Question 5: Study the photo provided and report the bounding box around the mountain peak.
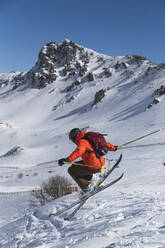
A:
[24,39,95,88]
[0,39,162,91]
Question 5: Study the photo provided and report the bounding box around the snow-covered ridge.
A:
[1,39,165,114]
[0,39,163,91]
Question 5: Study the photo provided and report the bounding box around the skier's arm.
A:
[68,145,86,162]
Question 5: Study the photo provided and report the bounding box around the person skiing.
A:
[58,128,117,195]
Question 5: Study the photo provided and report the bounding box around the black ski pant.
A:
[68,161,100,190]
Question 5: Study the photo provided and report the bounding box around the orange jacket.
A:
[68,132,116,170]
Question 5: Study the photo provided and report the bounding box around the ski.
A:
[49,154,122,218]
[64,154,123,220]
[64,173,124,220]
[49,192,88,217]
[64,198,86,220]
[95,154,122,187]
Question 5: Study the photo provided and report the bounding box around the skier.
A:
[58,128,117,195]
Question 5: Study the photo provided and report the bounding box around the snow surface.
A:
[0,45,165,248]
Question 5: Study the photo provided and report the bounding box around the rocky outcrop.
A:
[92,89,105,106]
[114,61,128,70]
[26,42,57,88]
[126,54,148,65]
[147,98,160,109]
[66,80,81,92]
[103,68,112,78]
[0,39,159,93]
[146,85,165,109]
[0,40,91,90]
[87,72,94,81]
[0,146,23,157]
[28,40,92,87]
[54,40,81,66]
[153,85,165,96]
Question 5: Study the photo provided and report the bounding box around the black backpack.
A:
[82,132,108,158]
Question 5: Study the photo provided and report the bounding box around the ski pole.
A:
[117,128,163,149]
[37,160,58,166]
[64,161,100,168]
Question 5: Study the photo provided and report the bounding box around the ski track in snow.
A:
[1,190,165,248]
[0,212,61,248]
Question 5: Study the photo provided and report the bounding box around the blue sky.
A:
[0,0,165,73]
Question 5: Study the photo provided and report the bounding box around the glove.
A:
[114,146,118,151]
[58,158,69,166]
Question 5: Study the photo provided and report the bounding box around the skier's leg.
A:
[68,165,90,189]
[68,163,100,190]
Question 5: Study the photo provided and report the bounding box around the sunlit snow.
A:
[0,42,165,248]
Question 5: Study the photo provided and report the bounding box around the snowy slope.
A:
[0,40,165,247]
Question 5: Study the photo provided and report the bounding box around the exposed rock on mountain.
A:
[92,89,106,106]
[0,39,165,115]
[0,40,154,91]
[0,146,23,157]
[147,98,160,109]
[146,85,165,110]
[0,40,95,89]
[153,85,165,96]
